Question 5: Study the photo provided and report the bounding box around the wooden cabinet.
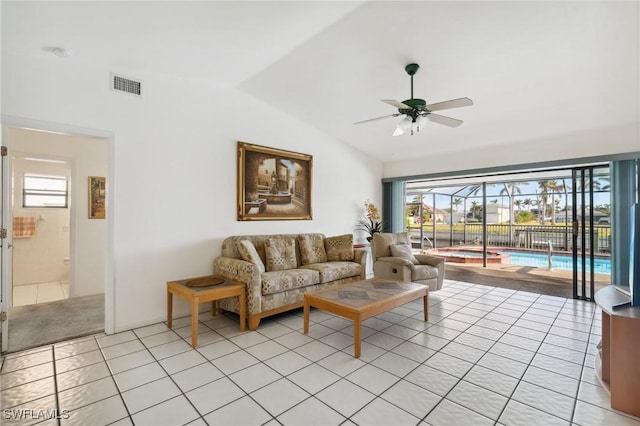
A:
[594,286,640,417]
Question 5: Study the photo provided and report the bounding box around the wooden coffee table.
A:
[303,278,428,358]
[167,276,246,347]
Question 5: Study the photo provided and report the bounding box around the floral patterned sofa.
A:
[214,233,367,330]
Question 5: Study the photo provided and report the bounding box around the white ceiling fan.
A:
[355,63,473,136]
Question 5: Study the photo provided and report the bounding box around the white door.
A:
[1,140,8,353]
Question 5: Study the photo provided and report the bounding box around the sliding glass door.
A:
[572,166,611,301]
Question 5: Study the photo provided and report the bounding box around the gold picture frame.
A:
[88,176,106,219]
[237,142,312,221]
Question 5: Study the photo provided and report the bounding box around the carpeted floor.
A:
[7,294,104,353]
[444,263,609,298]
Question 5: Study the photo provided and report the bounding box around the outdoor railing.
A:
[409,223,611,253]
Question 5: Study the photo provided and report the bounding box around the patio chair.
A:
[371,232,445,291]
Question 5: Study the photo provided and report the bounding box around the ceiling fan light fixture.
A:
[355,63,472,133]
[397,116,412,130]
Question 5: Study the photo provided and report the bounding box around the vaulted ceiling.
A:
[2,1,638,163]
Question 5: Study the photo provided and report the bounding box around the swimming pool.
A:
[428,247,612,274]
[499,250,611,275]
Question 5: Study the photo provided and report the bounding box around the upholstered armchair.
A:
[371,232,445,291]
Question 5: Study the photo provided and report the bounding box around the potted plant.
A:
[358,200,384,242]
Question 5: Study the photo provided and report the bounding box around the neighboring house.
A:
[422,204,448,223]
[485,204,511,224]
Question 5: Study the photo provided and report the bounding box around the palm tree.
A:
[452,197,462,212]
[407,195,422,219]
[514,199,523,211]
[537,180,562,224]
[500,182,522,243]
[523,198,533,211]
[547,180,563,224]
[469,201,482,220]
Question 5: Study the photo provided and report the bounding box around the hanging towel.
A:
[13,216,37,238]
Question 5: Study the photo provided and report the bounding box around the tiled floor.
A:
[2,279,640,426]
[12,281,69,307]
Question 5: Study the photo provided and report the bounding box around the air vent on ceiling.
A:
[110,73,142,96]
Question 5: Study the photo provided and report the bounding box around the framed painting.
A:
[88,176,106,219]
[237,142,312,221]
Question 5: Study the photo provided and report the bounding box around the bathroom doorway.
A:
[11,156,72,307]
[3,127,107,352]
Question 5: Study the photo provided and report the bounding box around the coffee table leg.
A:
[354,316,362,358]
[167,290,173,329]
[211,301,217,317]
[191,297,199,347]
[303,299,310,334]
[423,294,429,321]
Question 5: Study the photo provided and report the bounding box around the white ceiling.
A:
[3,1,639,163]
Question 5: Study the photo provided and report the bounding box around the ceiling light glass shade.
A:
[416,115,427,127]
[392,127,405,136]
[397,116,413,130]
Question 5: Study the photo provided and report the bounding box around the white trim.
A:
[0,115,116,336]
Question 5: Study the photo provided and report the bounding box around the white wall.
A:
[1,52,382,331]
[9,129,108,298]
[383,122,640,178]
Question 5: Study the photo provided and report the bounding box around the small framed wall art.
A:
[88,176,106,219]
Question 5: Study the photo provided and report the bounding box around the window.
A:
[23,174,69,208]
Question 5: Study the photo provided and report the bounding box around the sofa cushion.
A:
[298,234,327,265]
[299,262,361,283]
[390,244,419,265]
[325,234,354,261]
[236,239,266,273]
[261,269,320,295]
[264,237,297,272]
[372,232,411,260]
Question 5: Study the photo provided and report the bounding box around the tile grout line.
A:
[4,281,638,426]
[489,291,569,424]
[51,345,61,426]
[95,334,135,424]
[568,302,598,424]
[417,283,529,424]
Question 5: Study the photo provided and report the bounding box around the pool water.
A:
[500,250,611,275]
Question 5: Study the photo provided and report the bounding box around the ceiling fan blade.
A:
[354,114,399,125]
[425,97,473,112]
[427,113,463,127]
[381,99,413,110]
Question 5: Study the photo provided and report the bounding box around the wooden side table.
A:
[167,276,246,347]
[594,285,640,417]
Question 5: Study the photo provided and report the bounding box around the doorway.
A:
[1,126,108,353]
[11,156,72,307]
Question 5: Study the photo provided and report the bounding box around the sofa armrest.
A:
[354,248,368,279]
[213,256,262,315]
[414,254,445,290]
[376,256,414,268]
[414,254,445,268]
